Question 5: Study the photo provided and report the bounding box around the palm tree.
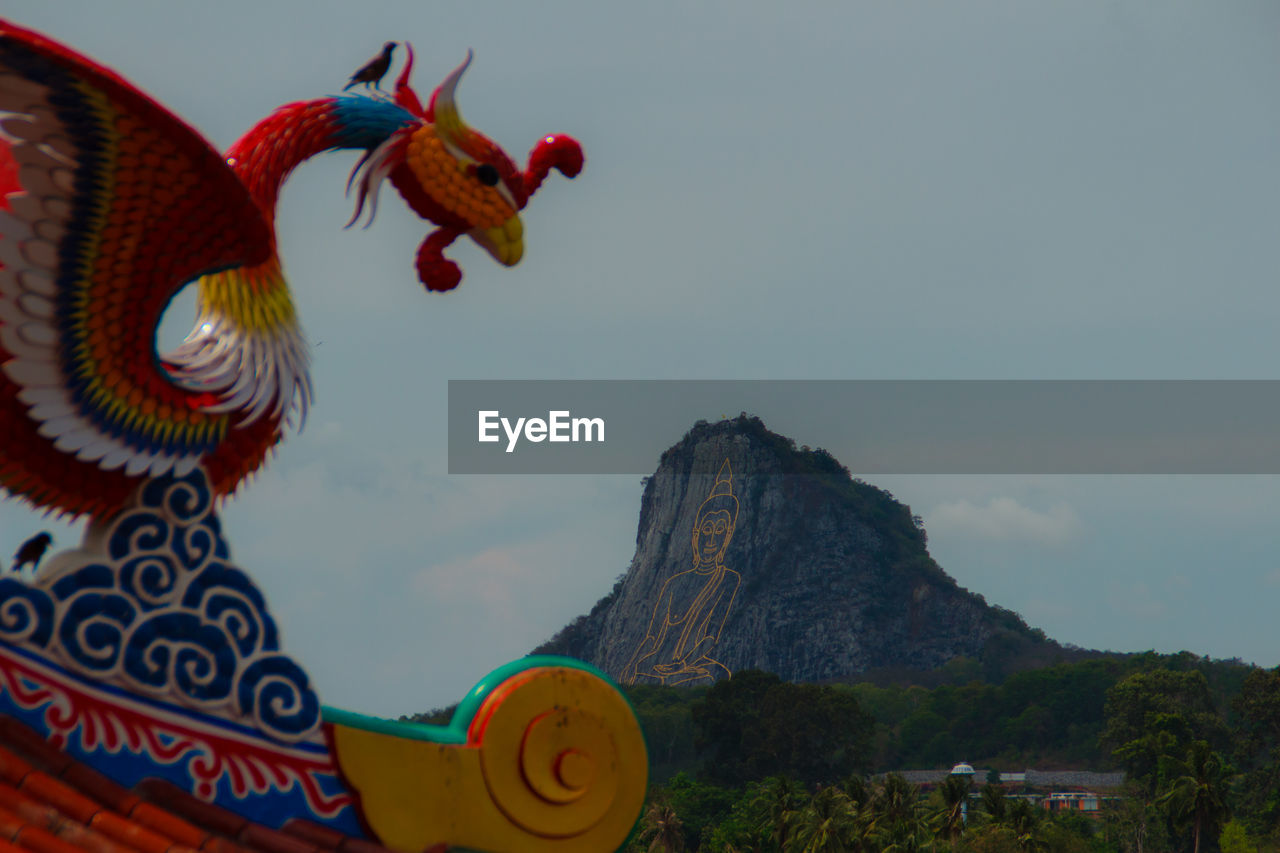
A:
[934,775,971,850]
[746,776,807,852]
[1157,740,1232,853]
[869,774,935,853]
[980,783,1008,824]
[785,785,863,853]
[1004,798,1044,853]
[639,799,685,853]
[843,774,870,809]
[874,773,920,825]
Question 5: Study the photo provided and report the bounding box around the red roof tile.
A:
[0,717,412,853]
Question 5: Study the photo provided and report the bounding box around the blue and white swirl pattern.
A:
[0,579,54,647]
[0,470,320,743]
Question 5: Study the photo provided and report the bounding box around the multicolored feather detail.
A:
[172,98,416,446]
[0,19,272,515]
[0,19,417,517]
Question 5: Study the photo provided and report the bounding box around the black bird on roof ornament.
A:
[12,531,52,572]
[344,42,396,91]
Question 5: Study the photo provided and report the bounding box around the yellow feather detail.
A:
[198,259,296,334]
[119,408,140,435]
[74,83,119,293]
[153,419,173,447]
[105,397,129,423]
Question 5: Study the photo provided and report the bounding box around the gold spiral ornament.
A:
[471,665,648,848]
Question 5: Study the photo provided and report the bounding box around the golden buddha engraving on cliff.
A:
[625,459,741,685]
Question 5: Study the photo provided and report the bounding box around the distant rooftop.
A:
[1022,770,1125,789]
[888,769,989,786]
[882,768,1125,790]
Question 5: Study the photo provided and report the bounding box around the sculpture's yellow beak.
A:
[469,215,524,267]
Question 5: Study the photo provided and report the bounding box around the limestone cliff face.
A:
[534,416,1047,686]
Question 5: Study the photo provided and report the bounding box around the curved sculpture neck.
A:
[227,96,418,219]
[170,97,418,430]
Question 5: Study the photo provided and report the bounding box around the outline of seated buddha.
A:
[624,459,741,686]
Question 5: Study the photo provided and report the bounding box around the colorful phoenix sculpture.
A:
[0,22,584,519]
[0,19,643,853]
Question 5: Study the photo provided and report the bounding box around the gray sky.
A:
[2,1,1278,716]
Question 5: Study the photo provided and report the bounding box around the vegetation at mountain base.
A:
[1231,666,1280,833]
[606,652,1280,852]
[691,671,874,787]
[624,652,1250,784]
[626,770,1112,853]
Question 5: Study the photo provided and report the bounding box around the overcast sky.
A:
[2,1,1278,717]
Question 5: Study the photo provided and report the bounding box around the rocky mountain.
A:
[534,416,1062,686]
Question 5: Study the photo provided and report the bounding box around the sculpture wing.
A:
[0,19,272,511]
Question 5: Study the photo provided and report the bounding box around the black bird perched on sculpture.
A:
[12,532,52,572]
[344,42,397,91]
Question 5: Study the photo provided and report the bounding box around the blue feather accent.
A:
[329,95,418,149]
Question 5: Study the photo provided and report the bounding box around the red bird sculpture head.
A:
[349,45,585,292]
